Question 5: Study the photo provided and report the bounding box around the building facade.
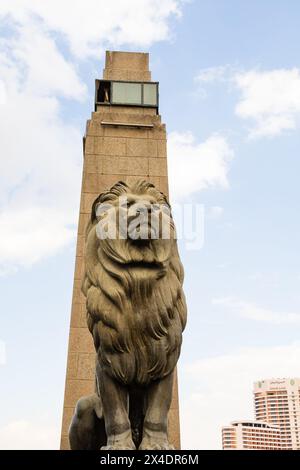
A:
[222,377,300,450]
[60,51,180,449]
[222,421,281,450]
[254,378,300,450]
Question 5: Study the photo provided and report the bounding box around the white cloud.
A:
[0,0,185,58]
[195,65,230,83]
[11,24,87,99]
[209,205,224,219]
[194,64,235,98]
[234,68,300,138]
[0,418,59,449]
[0,1,186,273]
[194,65,300,138]
[180,342,300,449]
[213,296,300,325]
[167,131,234,201]
[0,208,76,270]
[0,24,83,272]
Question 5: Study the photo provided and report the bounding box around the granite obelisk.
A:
[60,51,181,449]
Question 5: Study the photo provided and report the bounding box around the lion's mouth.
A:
[127,219,159,240]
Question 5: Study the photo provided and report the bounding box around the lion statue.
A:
[69,180,187,450]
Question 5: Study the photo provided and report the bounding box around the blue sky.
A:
[1,0,300,449]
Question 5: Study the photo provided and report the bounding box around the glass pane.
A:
[143,83,157,106]
[112,82,142,105]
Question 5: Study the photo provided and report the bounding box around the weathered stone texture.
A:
[61,51,181,450]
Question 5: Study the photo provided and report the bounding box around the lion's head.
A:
[82,180,187,385]
[89,180,175,268]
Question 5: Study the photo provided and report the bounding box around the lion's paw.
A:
[101,444,136,450]
[101,437,136,451]
[139,438,174,450]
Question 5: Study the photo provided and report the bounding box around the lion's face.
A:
[88,181,176,267]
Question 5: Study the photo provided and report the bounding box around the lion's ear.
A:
[90,195,102,223]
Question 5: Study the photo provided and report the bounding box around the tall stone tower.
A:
[60,51,181,449]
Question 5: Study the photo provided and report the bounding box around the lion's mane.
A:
[82,180,187,385]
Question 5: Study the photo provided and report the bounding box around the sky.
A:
[0,0,300,450]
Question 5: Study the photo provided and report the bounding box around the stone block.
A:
[104,51,149,72]
[159,177,169,197]
[168,408,181,450]
[66,352,78,379]
[127,70,151,82]
[61,407,75,436]
[95,136,126,156]
[126,138,157,158]
[102,156,148,176]
[148,124,166,140]
[98,174,126,190]
[84,136,95,154]
[74,256,85,281]
[76,236,85,258]
[157,139,167,158]
[80,192,99,214]
[70,303,87,328]
[125,176,150,187]
[104,126,149,139]
[86,120,105,137]
[78,213,89,236]
[170,372,179,410]
[96,105,157,116]
[72,280,85,304]
[68,327,95,354]
[149,158,167,177]
[60,435,70,450]
[84,154,98,173]
[103,69,151,82]
[82,173,99,193]
[93,112,161,125]
[64,379,94,407]
[77,353,96,380]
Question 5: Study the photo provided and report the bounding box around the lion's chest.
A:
[93,289,182,386]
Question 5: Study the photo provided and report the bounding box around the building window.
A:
[112,82,142,105]
[96,80,159,108]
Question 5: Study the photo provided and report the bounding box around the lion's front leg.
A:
[98,368,135,450]
[139,372,174,450]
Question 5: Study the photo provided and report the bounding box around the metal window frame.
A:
[95,79,159,112]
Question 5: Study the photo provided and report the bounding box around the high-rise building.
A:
[254,378,300,450]
[222,421,281,450]
[222,378,300,450]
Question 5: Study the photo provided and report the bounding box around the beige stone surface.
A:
[77,213,89,236]
[149,158,168,177]
[103,51,151,82]
[64,379,94,408]
[60,436,70,450]
[91,112,161,125]
[70,303,87,328]
[61,51,182,450]
[77,353,95,380]
[168,408,181,450]
[102,155,149,176]
[103,69,151,82]
[68,327,95,354]
[96,105,157,115]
